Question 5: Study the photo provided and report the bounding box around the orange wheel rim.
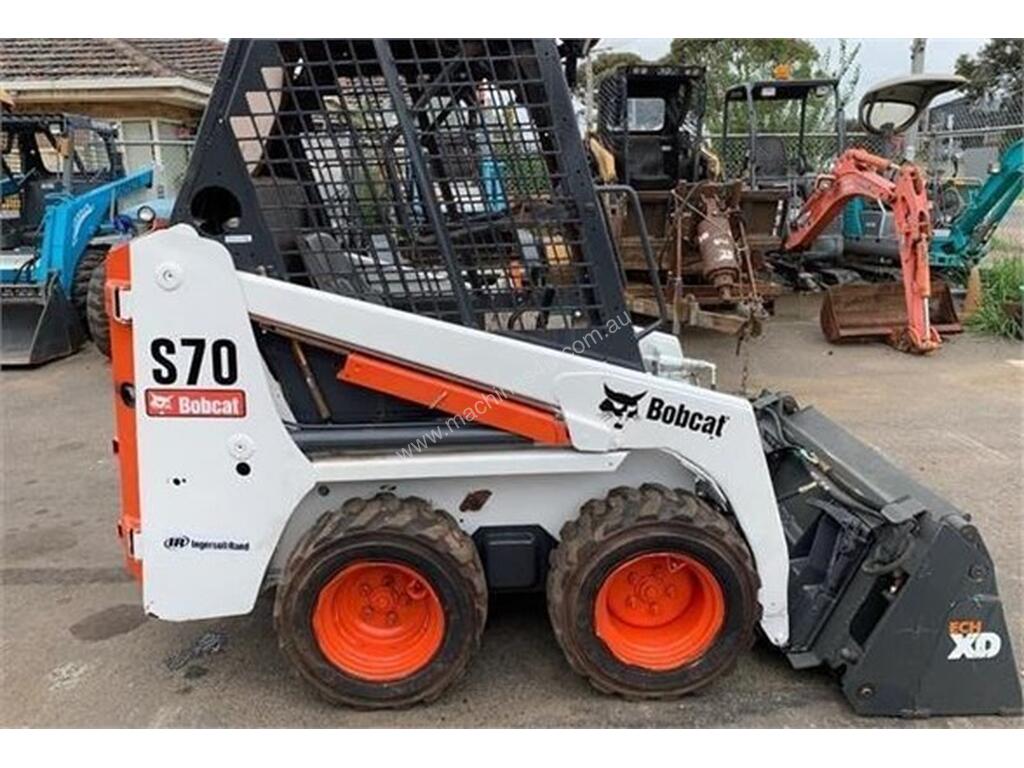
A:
[312,561,445,681]
[594,552,725,670]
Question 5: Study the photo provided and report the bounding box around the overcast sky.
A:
[602,38,986,102]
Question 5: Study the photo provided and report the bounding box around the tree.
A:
[661,39,860,173]
[817,39,862,116]
[955,39,1024,102]
[663,38,823,133]
[590,51,645,84]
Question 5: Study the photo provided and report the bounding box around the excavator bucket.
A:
[820,279,961,346]
[0,276,85,367]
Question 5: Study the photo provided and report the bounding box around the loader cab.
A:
[173,38,651,428]
[722,78,844,189]
[595,65,707,189]
[721,78,846,272]
[1,114,123,251]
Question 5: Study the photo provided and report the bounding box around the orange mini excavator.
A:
[784,76,965,353]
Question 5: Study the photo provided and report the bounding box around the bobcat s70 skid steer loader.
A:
[106,39,1020,716]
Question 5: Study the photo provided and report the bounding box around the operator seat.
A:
[15,177,56,247]
[752,136,789,181]
[621,136,674,190]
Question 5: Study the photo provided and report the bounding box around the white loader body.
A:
[114,225,790,645]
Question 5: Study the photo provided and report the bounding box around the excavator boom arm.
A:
[784,147,941,353]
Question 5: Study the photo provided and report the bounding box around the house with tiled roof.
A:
[0,38,225,198]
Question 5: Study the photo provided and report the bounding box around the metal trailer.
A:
[106,39,1020,715]
[591,65,781,338]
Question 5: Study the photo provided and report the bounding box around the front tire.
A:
[86,259,111,359]
[274,494,487,708]
[547,484,759,699]
[72,247,106,336]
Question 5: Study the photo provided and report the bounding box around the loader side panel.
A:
[122,230,317,619]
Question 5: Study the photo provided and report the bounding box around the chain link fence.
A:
[115,138,195,207]
[711,89,1023,184]
[711,132,886,180]
[920,88,1022,181]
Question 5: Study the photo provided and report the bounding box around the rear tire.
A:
[72,247,106,336]
[547,484,759,699]
[86,259,111,359]
[274,493,487,708]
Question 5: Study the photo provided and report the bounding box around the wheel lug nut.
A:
[648,603,660,615]
[625,596,637,609]
[361,606,373,619]
[386,611,398,626]
[359,583,371,596]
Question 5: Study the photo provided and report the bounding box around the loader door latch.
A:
[108,282,133,324]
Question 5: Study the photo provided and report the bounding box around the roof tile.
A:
[0,38,225,84]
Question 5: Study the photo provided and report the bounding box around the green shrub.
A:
[966,244,1024,339]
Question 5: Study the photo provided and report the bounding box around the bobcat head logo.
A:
[599,385,647,430]
[147,393,174,414]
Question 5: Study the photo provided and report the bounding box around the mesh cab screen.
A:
[177,39,637,364]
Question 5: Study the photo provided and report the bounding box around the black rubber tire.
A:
[547,483,760,699]
[72,247,106,335]
[86,259,111,359]
[274,493,487,709]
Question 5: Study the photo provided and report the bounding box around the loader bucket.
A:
[0,277,85,367]
[820,279,961,345]
[756,393,1022,717]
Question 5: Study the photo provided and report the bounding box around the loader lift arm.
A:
[785,148,940,353]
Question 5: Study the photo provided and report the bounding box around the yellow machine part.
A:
[588,136,617,184]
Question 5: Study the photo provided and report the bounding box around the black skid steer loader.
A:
[105,39,1020,716]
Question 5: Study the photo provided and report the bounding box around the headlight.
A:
[138,205,156,223]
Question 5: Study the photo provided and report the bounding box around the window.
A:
[157,120,190,196]
[626,98,666,132]
[32,131,63,174]
[119,120,156,173]
[72,129,112,175]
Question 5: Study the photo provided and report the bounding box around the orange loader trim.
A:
[338,352,571,446]
[107,243,142,581]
